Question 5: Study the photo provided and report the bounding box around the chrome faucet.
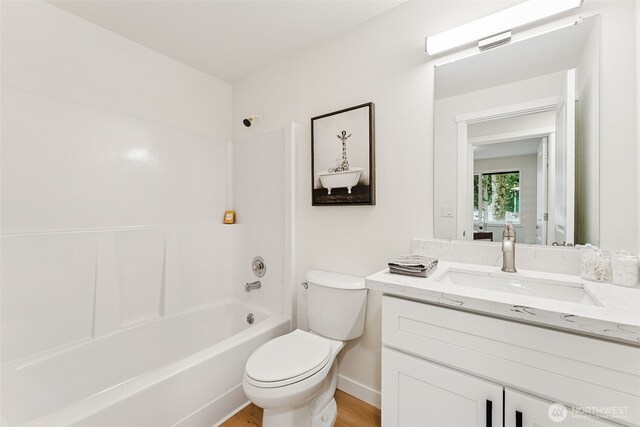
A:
[501,223,517,273]
[245,280,262,292]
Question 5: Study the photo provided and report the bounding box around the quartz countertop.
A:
[366,261,640,345]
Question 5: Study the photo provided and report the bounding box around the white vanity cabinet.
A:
[383,347,503,426]
[504,388,617,427]
[381,295,640,427]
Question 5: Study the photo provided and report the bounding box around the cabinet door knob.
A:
[486,399,492,426]
[515,410,523,427]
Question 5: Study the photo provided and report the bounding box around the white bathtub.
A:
[317,167,364,194]
[0,299,290,427]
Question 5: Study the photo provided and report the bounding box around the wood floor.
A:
[221,390,381,427]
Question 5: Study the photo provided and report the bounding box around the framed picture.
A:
[311,102,375,206]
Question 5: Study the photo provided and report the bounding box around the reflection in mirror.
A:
[433,15,600,247]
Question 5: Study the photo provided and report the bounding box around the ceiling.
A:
[49,0,404,83]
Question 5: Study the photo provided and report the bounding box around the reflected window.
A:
[473,171,520,224]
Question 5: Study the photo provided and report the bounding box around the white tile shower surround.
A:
[0,83,236,363]
[232,129,287,314]
[1,86,229,233]
[1,86,293,364]
[365,239,640,344]
[0,225,234,364]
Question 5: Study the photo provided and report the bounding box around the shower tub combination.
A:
[1,299,289,427]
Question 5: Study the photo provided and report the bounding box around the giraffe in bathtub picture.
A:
[329,130,352,173]
[319,129,364,195]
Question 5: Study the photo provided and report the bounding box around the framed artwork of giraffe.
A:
[311,102,375,206]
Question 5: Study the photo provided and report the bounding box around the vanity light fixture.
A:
[425,0,583,55]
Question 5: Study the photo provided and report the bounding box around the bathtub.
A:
[0,298,290,427]
[318,167,364,194]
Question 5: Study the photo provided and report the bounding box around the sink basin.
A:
[436,268,600,306]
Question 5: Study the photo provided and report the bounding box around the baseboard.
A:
[174,383,249,427]
[337,374,381,409]
[213,400,250,427]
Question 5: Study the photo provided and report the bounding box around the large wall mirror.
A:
[433,16,600,247]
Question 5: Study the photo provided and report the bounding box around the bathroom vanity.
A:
[367,263,640,427]
[413,5,640,424]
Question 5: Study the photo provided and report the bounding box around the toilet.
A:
[242,270,368,427]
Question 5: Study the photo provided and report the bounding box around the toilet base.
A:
[263,403,312,427]
[262,397,337,427]
[311,397,337,427]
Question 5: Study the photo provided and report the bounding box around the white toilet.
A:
[242,270,368,427]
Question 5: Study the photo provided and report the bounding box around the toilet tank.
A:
[305,270,368,341]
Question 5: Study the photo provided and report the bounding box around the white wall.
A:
[638,0,640,254]
[474,155,538,244]
[597,1,638,253]
[575,17,600,246]
[0,1,233,363]
[232,0,638,404]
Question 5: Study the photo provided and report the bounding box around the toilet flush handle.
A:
[300,281,308,289]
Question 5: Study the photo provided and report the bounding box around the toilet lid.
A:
[245,330,332,386]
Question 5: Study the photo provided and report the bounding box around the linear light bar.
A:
[425,0,583,55]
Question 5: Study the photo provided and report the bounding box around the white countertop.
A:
[366,261,640,345]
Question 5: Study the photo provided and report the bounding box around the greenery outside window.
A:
[474,171,520,224]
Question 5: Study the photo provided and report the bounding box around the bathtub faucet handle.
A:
[245,280,262,292]
[252,256,266,278]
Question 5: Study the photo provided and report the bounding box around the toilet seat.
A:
[245,330,332,388]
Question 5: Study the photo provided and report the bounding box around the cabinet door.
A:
[504,388,619,427]
[382,348,503,427]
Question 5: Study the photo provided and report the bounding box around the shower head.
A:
[243,114,263,127]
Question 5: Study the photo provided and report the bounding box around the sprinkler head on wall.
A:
[242,114,263,127]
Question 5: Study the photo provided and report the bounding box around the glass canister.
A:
[611,251,639,288]
[579,247,612,282]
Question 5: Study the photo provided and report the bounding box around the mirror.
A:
[433,16,600,247]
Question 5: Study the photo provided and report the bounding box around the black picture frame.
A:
[311,102,375,206]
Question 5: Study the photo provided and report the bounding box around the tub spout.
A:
[245,280,262,292]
